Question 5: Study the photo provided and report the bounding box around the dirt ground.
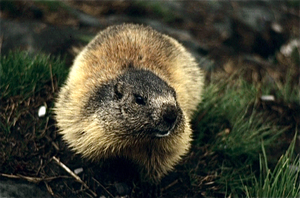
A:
[0,1,299,197]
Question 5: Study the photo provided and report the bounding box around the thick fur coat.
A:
[55,24,204,183]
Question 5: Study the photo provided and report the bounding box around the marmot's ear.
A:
[114,81,123,100]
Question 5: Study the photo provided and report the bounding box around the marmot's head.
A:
[86,68,184,139]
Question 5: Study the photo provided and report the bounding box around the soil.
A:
[0,1,299,197]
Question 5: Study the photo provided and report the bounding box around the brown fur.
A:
[54,24,204,183]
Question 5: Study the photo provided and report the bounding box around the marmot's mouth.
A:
[155,131,170,138]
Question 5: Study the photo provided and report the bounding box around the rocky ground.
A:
[0,1,299,197]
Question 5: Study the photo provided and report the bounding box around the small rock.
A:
[261,95,275,101]
[38,106,46,117]
[74,167,83,175]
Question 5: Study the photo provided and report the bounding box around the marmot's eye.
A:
[134,94,146,105]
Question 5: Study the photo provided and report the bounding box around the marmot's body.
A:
[55,24,204,183]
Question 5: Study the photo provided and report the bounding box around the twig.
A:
[52,156,97,197]
[44,181,54,196]
[36,159,43,176]
[196,110,207,123]
[161,179,178,192]
[0,35,3,55]
[6,102,15,123]
[0,173,69,183]
[92,177,114,198]
[49,64,55,93]
[51,141,60,151]
[40,115,49,137]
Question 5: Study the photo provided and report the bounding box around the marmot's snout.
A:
[156,104,180,137]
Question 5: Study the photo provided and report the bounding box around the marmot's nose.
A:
[156,104,178,136]
[162,105,178,126]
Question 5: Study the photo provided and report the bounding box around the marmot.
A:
[54,24,204,183]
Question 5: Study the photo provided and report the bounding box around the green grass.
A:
[244,132,300,197]
[261,68,300,104]
[0,51,68,100]
[0,51,68,142]
[195,74,284,155]
[0,51,69,180]
[0,51,299,197]
[192,71,298,197]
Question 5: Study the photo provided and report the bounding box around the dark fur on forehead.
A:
[119,68,176,97]
[83,69,176,116]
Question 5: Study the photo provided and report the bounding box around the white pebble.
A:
[38,106,46,117]
[260,95,275,101]
[74,167,83,175]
